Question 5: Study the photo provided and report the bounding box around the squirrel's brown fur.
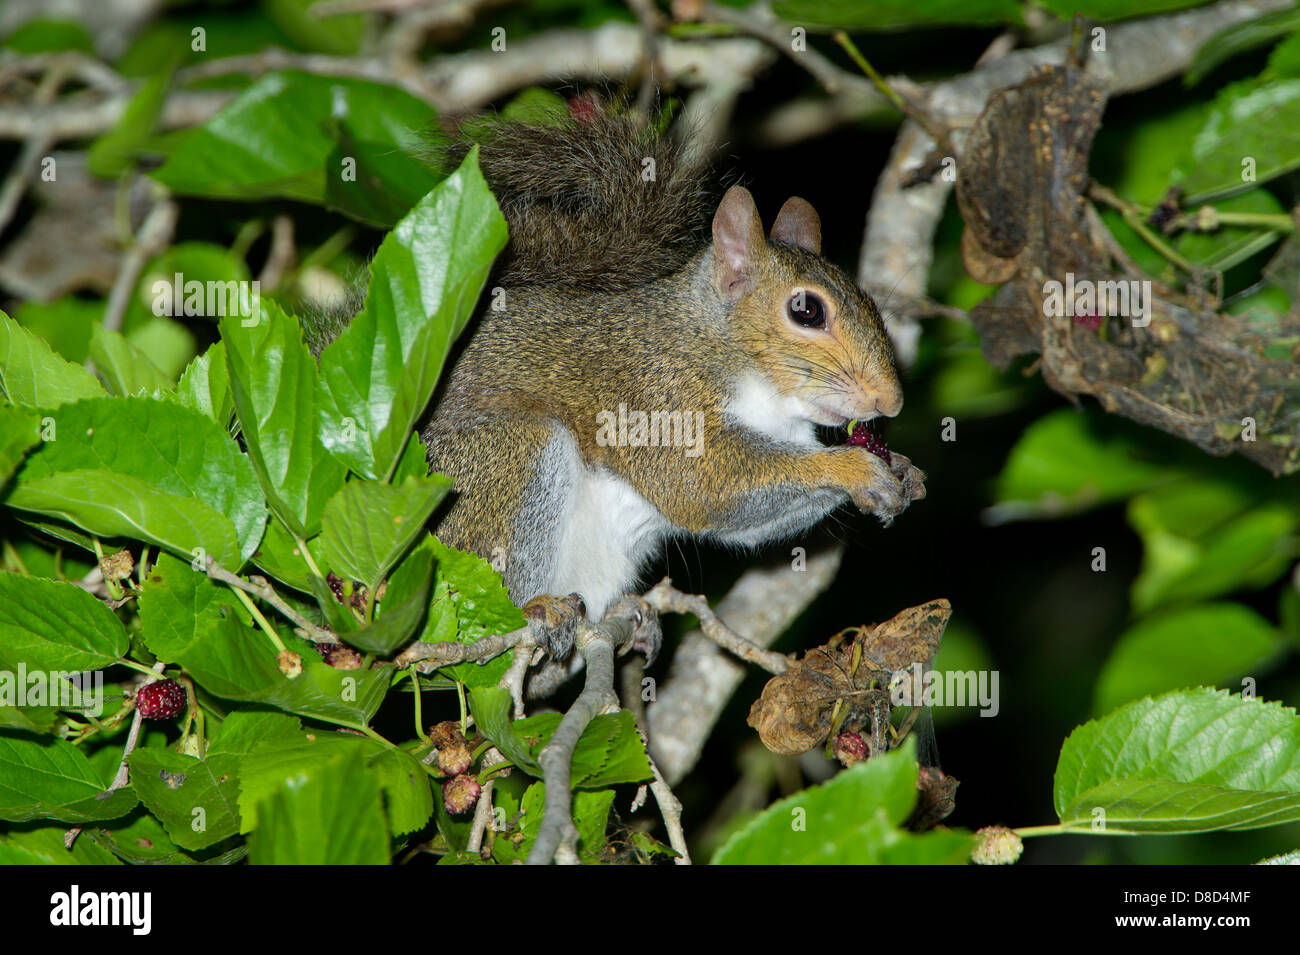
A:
[310,108,924,652]
[444,114,715,290]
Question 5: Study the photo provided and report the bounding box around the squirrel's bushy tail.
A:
[441,111,715,291]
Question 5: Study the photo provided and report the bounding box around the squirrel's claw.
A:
[522,592,587,660]
[889,452,927,502]
[849,450,925,522]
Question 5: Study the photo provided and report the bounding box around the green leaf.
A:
[316,149,507,480]
[1186,7,1300,85]
[9,470,243,569]
[1037,0,1211,21]
[1174,78,1300,202]
[87,71,169,178]
[12,296,101,364]
[83,811,217,864]
[89,325,171,396]
[152,71,437,211]
[125,242,252,334]
[1094,603,1281,714]
[128,747,242,850]
[470,687,653,787]
[247,745,390,864]
[126,316,197,383]
[1128,482,1298,612]
[0,826,121,865]
[0,313,105,408]
[10,397,266,565]
[0,734,136,823]
[0,573,129,672]
[2,19,95,54]
[221,302,346,538]
[0,405,40,486]
[987,409,1179,522]
[250,520,323,594]
[264,0,366,55]
[344,543,434,654]
[319,476,451,590]
[239,732,424,842]
[325,119,443,228]
[175,342,233,425]
[712,741,972,864]
[426,536,525,687]
[139,554,389,728]
[1055,688,1300,833]
[771,0,1020,30]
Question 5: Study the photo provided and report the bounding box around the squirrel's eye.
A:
[787,293,827,328]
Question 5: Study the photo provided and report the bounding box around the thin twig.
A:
[527,612,636,865]
[205,556,340,646]
[102,191,177,333]
[643,578,789,674]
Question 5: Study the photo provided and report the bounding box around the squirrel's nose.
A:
[871,383,903,418]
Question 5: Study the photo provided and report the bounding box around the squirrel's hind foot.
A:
[522,592,587,660]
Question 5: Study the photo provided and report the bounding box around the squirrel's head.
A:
[710,186,902,427]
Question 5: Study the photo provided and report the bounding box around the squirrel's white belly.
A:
[548,464,669,621]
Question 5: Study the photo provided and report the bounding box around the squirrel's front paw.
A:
[846,449,923,523]
[522,592,586,660]
[888,451,927,503]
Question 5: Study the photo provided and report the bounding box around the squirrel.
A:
[310,104,925,657]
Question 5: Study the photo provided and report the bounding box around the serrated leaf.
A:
[1055,688,1300,833]
[469,686,652,786]
[0,313,105,408]
[426,536,524,687]
[89,324,171,397]
[344,543,434,654]
[221,302,345,538]
[240,733,423,842]
[247,745,389,864]
[128,747,242,850]
[9,397,266,565]
[9,469,243,568]
[139,554,389,727]
[316,149,507,480]
[0,573,129,671]
[712,741,972,864]
[319,476,450,590]
[0,826,122,865]
[0,404,40,485]
[175,342,234,425]
[0,734,136,823]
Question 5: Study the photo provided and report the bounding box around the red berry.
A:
[846,421,891,465]
[136,679,185,719]
[833,731,868,767]
[1074,311,1102,331]
[443,774,481,815]
[326,572,345,603]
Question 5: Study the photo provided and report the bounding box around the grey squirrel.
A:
[309,105,925,656]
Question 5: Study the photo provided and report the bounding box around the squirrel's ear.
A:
[712,186,765,299]
[771,197,821,253]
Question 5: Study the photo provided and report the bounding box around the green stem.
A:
[1013,824,1069,838]
[411,666,425,740]
[119,658,160,677]
[295,537,327,582]
[232,587,287,653]
[1213,211,1295,231]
